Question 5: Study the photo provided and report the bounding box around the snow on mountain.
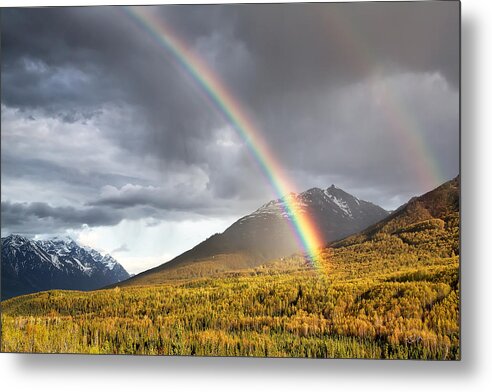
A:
[245,193,305,220]
[325,190,353,217]
[249,185,383,223]
[156,184,390,274]
[1,235,130,299]
[227,184,389,260]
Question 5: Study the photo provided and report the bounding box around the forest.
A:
[1,210,460,359]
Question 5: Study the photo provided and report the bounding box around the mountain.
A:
[333,175,460,249]
[120,185,389,286]
[1,235,130,299]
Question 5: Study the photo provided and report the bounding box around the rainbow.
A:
[321,8,445,190]
[123,6,325,263]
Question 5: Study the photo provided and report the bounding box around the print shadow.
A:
[9,10,477,381]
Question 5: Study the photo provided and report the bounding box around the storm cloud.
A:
[1,3,459,271]
[1,201,124,235]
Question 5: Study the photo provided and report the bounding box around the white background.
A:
[1,0,490,391]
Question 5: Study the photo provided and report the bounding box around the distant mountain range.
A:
[123,184,389,285]
[1,235,129,299]
[3,179,459,298]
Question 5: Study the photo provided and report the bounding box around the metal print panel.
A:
[0,1,460,359]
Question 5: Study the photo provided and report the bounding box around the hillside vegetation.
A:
[1,178,460,358]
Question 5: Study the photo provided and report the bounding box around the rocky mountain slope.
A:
[1,235,129,299]
[122,185,389,285]
[333,176,460,250]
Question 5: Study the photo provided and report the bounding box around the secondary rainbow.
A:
[124,6,325,263]
[321,8,446,190]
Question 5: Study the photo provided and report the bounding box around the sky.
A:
[1,2,459,274]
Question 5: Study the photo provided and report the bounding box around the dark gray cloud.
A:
[1,201,124,235]
[87,183,209,210]
[235,2,460,92]
[1,2,460,236]
[1,6,226,165]
[1,154,149,191]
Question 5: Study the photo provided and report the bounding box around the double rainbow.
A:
[124,6,325,263]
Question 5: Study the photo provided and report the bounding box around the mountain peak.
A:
[301,187,323,196]
[1,236,131,299]
[5,233,27,240]
[3,234,30,247]
[122,184,390,285]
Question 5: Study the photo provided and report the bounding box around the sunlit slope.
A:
[334,175,459,248]
[116,185,388,287]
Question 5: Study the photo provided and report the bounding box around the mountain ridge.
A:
[333,175,460,249]
[1,235,130,299]
[120,184,389,286]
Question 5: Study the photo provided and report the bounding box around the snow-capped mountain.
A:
[154,185,389,273]
[224,184,389,258]
[243,185,387,227]
[1,235,130,299]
